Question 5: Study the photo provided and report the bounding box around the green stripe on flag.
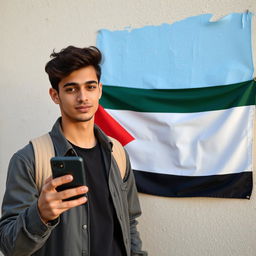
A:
[100,80,256,113]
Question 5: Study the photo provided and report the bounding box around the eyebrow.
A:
[63,80,98,88]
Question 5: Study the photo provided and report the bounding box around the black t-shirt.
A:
[71,142,125,256]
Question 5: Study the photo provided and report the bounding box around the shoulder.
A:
[8,143,35,179]
[12,143,35,164]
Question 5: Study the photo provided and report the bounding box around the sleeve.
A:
[0,145,58,256]
[123,150,148,256]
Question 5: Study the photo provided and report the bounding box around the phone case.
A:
[50,156,86,200]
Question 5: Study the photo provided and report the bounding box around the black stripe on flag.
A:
[133,170,252,199]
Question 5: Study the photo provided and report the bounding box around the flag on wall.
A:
[96,12,255,198]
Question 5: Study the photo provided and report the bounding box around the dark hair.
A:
[45,46,102,91]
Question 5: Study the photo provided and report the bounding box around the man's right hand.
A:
[37,175,88,224]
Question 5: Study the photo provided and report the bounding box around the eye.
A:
[87,85,97,90]
[65,87,77,93]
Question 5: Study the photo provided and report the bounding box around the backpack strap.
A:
[108,137,127,179]
[30,133,55,192]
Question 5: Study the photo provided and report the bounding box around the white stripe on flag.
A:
[106,106,254,176]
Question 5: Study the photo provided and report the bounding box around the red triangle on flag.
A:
[95,105,135,146]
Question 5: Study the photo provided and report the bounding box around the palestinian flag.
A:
[95,12,255,198]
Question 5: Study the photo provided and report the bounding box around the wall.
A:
[0,1,255,255]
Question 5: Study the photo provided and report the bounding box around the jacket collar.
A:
[49,117,113,156]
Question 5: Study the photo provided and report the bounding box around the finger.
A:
[56,186,88,201]
[58,196,88,210]
[44,175,73,191]
[44,175,53,184]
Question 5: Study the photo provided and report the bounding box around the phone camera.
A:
[53,162,64,169]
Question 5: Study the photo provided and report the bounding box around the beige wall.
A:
[0,1,255,255]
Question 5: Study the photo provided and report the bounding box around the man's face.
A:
[50,66,102,124]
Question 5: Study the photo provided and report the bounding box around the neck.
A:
[61,117,96,149]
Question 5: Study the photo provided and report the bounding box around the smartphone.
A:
[50,156,86,200]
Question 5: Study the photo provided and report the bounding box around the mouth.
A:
[75,105,92,113]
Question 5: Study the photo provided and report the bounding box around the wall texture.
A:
[0,1,255,255]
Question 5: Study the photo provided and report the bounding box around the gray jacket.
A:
[0,118,147,256]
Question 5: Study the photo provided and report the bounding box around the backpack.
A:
[31,133,126,192]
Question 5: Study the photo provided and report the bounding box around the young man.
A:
[0,46,147,256]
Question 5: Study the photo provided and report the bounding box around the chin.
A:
[75,116,94,122]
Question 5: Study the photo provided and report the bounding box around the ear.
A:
[98,83,103,100]
[49,88,60,104]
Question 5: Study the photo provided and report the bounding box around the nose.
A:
[77,88,88,102]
